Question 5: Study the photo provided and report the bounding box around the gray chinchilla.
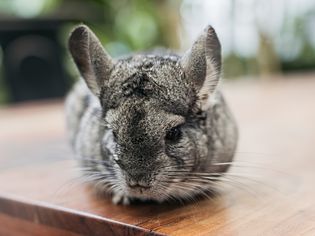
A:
[65,24,238,204]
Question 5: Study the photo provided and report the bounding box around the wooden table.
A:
[1,74,315,235]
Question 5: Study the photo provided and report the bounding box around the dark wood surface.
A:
[0,74,315,235]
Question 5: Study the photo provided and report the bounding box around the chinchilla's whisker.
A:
[169,187,189,204]
[217,151,280,158]
[213,162,291,176]
[187,176,223,182]
[192,177,260,198]
[71,167,98,172]
[214,172,261,179]
[213,161,263,166]
[171,184,198,202]
[167,172,260,179]
[169,181,218,203]
[76,158,116,169]
[164,191,178,203]
[78,164,116,172]
[80,174,108,183]
[76,157,111,164]
[176,174,259,198]
[165,174,222,181]
[213,160,273,168]
[155,183,169,200]
[82,172,115,180]
[163,170,221,177]
[218,173,280,192]
[94,178,115,190]
[164,164,196,169]
[164,160,288,175]
[216,177,261,198]
[52,176,87,197]
[188,186,218,202]
[69,164,110,172]
[52,171,115,199]
[180,172,276,192]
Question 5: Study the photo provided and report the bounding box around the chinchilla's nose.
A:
[126,172,152,188]
[114,156,155,188]
[127,178,151,189]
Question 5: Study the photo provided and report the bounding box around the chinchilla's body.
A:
[65,25,238,204]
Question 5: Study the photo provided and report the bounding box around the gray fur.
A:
[66,25,238,204]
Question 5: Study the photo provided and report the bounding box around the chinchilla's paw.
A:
[112,192,131,205]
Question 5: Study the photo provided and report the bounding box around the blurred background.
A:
[0,0,314,104]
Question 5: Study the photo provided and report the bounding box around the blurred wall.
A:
[0,0,314,104]
[180,0,315,78]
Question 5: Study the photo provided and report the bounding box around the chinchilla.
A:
[65,24,238,204]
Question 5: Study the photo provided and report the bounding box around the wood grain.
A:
[0,194,158,236]
[0,74,315,235]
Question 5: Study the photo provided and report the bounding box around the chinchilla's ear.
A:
[180,25,221,110]
[68,25,114,96]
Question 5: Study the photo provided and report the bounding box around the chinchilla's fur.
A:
[65,25,238,204]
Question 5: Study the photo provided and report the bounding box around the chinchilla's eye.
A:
[165,126,182,142]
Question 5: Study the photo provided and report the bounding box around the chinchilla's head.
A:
[69,25,223,201]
